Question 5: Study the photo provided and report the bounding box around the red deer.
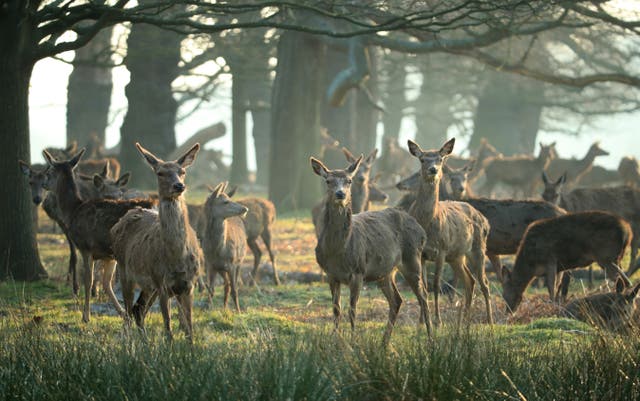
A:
[545,142,608,190]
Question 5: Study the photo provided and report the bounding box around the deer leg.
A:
[399,254,432,337]
[206,265,215,308]
[600,261,631,287]
[62,229,79,297]
[120,270,135,327]
[488,253,503,283]
[91,261,101,298]
[247,236,262,285]
[231,266,241,312]
[261,230,280,285]
[348,274,363,332]
[159,291,173,342]
[544,264,558,303]
[222,271,231,310]
[628,237,639,275]
[80,251,94,323]
[433,255,445,326]
[556,271,571,303]
[134,290,158,332]
[329,277,341,331]
[101,259,124,316]
[470,250,493,325]
[177,291,194,343]
[451,257,475,324]
[378,275,403,343]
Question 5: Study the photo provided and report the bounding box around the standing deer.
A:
[111,143,203,341]
[618,156,640,188]
[311,156,431,343]
[544,142,609,190]
[42,149,155,322]
[502,211,632,313]
[202,182,248,311]
[407,138,493,325]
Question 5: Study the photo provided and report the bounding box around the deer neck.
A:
[319,197,352,252]
[511,258,537,295]
[537,152,553,170]
[53,169,83,226]
[204,213,228,252]
[414,175,440,222]
[159,196,189,257]
[351,182,369,214]
[576,149,598,172]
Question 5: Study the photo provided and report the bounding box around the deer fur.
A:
[545,142,609,190]
[562,279,640,332]
[407,138,493,325]
[502,211,632,313]
[111,143,203,341]
[41,148,155,323]
[311,156,431,343]
[201,182,248,311]
[342,147,379,213]
[618,156,640,188]
[480,142,556,198]
[542,175,640,275]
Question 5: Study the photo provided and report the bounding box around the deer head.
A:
[407,138,455,183]
[204,181,248,219]
[446,159,474,200]
[342,147,378,185]
[588,142,609,158]
[93,172,131,199]
[136,142,199,200]
[311,155,363,207]
[541,171,566,205]
[19,161,50,205]
[42,147,86,192]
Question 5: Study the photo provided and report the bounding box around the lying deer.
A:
[311,155,431,343]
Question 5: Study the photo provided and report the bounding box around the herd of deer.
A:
[18,134,640,342]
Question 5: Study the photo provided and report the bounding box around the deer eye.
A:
[157,171,165,177]
[178,169,185,176]
[346,179,352,184]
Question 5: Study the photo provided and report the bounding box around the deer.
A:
[342,148,379,213]
[311,155,431,343]
[41,148,155,323]
[562,278,640,332]
[544,142,609,190]
[110,143,203,341]
[45,141,121,178]
[200,182,249,311]
[479,142,556,198]
[502,211,632,313]
[618,156,640,188]
[406,138,493,325]
[542,173,640,276]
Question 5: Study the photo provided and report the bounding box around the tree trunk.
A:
[66,27,114,150]
[269,32,326,211]
[414,62,455,147]
[380,54,407,143]
[119,19,181,188]
[0,15,47,281]
[470,73,544,155]
[229,71,249,185]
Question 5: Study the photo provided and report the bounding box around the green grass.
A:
[2,211,640,400]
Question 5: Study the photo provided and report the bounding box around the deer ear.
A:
[177,143,200,168]
[18,160,31,176]
[365,148,378,164]
[226,185,237,198]
[407,140,423,158]
[69,148,86,169]
[346,154,363,176]
[558,173,567,185]
[101,160,110,178]
[220,181,229,194]
[93,174,105,189]
[628,282,640,301]
[439,138,455,157]
[541,171,550,184]
[310,157,329,178]
[116,172,130,187]
[210,182,225,198]
[342,147,356,163]
[136,143,161,170]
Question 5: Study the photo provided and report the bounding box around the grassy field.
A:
[2,191,640,400]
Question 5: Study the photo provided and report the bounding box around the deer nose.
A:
[428,166,437,175]
[335,190,346,200]
[173,182,185,193]
[33,195,42,205]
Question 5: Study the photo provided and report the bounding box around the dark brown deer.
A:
[311,156,431,343]
[502,211,632,313]
[542,173,640,275]
[201,182,248,311]
[545,142,609,190]
[407,138,493,325]
[42,149,155,322]
[111,143,203,341]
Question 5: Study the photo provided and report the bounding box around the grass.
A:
[2,204,640,400]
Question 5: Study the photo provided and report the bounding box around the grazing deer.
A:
[618,156,640,188]
[311,156,431,343]
[502,211,632,313]
[201,182,248,310]
[407,138,492,325]
[42,149,155,322]
[545,142,609,190]
[562,279,640,332]
[111,143,203,341]
[542,173,640,275]
[480,142,556,198]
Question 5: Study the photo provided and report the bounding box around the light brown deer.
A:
[542,173,640,276]
[407,138,493,325]
[562,279,640,332]
[545,142,609,190]
[502,211,632,313]
[311,156,431,343]
[111,143,203,341]
[42,149,155,323]
[618,156,640,188]
[201,182,248,311]
[480,142,556,198]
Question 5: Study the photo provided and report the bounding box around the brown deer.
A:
[480,142,557,198]
[542,173,640,275]
[311,156,431,343]
[562,279,640,332]
[110,143,203,341]
[42,148,155,323]
[407,138,492,325]
[618,156,640,188]
[342,147,379,213]
[201,182,248,311]
[545,142,609,190]
[502,211,632,313]
[46,141,121,178]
